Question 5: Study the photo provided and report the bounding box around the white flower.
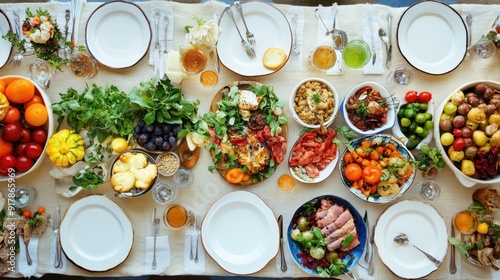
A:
[188,18,219,48]
[28,20,53,44]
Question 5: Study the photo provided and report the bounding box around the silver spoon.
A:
[393,233,442,267]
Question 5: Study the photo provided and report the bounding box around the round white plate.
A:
[374,200,447,279]
[201,191,279,274]
[0,9,12,68]
[217,2,291,76]
[397,1,467,75]
[60,195,133,271]
[85,1,151,69]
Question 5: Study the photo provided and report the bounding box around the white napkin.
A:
[315,4,343,75]
[184,229,205,274]
[18,236,41,278]
[49,231,67,273]
[149,1,174,79]
[284,6,304,71]
[52,0,84,47]
[363,4,384,75]
[274,235,294,276]
[144,235,170,274]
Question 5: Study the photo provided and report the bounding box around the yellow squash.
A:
[46,129,85,167]
[0,92,9,121]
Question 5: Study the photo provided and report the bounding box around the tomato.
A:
[31,128,47,144]
[417,91,432,103]
[23,210,31,219]
[225,168,244,184]
[37,207,45,214]
[3,123,22,142]
[1,107,21,124]
[0,155,16,169]
[363,165,382,184]
[15,143,26,156]
[15,155,34,172]
[453,137,466,151]
[19,128,31,143]
[344,163,363,181]
[405,91,418,103]
[23,95,44,110]
[24,142,43,159]
[0,137,13,158]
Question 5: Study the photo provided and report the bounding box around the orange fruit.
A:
[5,79,35,104]
[24,95,44,110]
[0,79,6,94]
[344,163,363,182]
[24,103,48,127]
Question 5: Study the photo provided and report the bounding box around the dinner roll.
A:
[263,47,287,70]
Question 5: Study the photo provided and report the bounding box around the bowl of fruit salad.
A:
[0,75,53,181]
[434,80,500,187]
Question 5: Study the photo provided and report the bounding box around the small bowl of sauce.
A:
[454,210,478,234]
[179,43,208,74]
[163,204,192,230]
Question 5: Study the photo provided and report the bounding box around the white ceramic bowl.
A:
[156,151,180,176]
[0,75,54,182]
[289,78,339,129]
[434,80,500,188]
[341,81,396,136]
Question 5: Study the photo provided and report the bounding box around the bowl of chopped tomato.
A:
[341,82,396,136]
[339,134,416,203]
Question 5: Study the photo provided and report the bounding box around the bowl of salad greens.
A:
[287,195,366,277]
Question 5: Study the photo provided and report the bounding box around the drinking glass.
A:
[152,181,178,204]
[68,52,98,78]
[163,204,193,230]
[387,66,414,86]
[13,186,38,208]
[415,179,440,201]
[307,45,336,71]
[173,168,194,189]
[342,39,371,68]
[179,42,208,74]
[27,59,54,90]
[472,38,496,59]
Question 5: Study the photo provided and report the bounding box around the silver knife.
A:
[449,217,457,274]
[368,224,375,275]
[386,13,393,69]
[278,215,287,272]
[363,211,370,262]
[53,205,62,268]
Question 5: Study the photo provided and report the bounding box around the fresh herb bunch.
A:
[412,144,445,177]
[336,126,358,151]
[71,166,105,191]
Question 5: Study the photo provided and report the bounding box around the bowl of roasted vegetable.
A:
[434,80,500,187]
[0,75,54,181]
[339,134,416,203]
[341,82,396,136]
[287,195,366,277]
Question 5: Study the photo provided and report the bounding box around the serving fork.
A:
[226,6,255,59]
[234,1,255,45]
[11,11,23,67]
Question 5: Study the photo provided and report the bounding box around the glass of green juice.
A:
[342,39,371,69]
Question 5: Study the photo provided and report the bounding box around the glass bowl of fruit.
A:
[434,80,500,187]
[133,120,182,154]
[0,75,54,181]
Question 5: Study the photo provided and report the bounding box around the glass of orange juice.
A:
[453,210,478,235]
[307,45,336,71]
[163,204,192,230]
[179,42,208,75]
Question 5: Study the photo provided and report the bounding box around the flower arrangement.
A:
[185,15,220,49]
[485,15,500,49]
[3,8,68,70]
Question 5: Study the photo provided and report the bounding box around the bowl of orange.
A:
[0,75,54,181]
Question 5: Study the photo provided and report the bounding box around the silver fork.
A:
[12,11,23,67]
[226,6,255,59]
[291,13,300,55]
[234,1,255,45]
[194,214,201,263]
[152,217,160,270]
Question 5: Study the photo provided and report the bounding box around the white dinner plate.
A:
[374,200,447,279]
[85,1,151,69]
[0,9,12,69]
[201,191,279,274]
[217,2,291,76]
[397,1,467,75]
[60,195,133,271]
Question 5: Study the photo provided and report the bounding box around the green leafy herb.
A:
[355,100,368,116]
[27,217,43,228]
[336,126,358,151]
[300,199,318,217]
[449,237,474,258]
[468,201,487,215]
[0,210,6,231]
[341,233,354,248]
[297,227,327,249]
[412,145,445,172]
[312,93,322,104]
[72,167,105,191]
[317,258,349,277]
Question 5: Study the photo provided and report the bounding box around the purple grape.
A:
[162,124,171,134]
[134,126,142,134]
[168,136,177,147]
[154,125,163,136]
[145,125,154,133]
[137,134,149,144]
[144,142,157,151]
[161,141,171,151]
[172,124,181,135]
[154,136,164,146]
[137,120,146,127]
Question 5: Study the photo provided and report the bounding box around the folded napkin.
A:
[315,4,343,75]
[49,230,67,273]
[184,229,205,274]
[18,236,41,278]
[274,234,295,276]
[148,2,174,79]
[363,4,384,75]
[284,6,304,71]
[53,0,84,47]
[144,235,170,275]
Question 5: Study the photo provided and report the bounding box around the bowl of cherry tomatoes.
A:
[0,75,54,181]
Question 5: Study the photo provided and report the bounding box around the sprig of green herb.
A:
[412,145,445,172]
[317,259,349,277]
[71,167,105,191]
[336,126,358,151]
[312,93,322,104]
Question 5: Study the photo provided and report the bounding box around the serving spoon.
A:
[393,233,442,267]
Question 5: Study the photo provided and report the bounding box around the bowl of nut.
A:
[434,80,500,187]
[156,151,180,177]
[110,149,158,197]
[289,78,339,129]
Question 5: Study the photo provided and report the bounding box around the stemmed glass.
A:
[387,66,414,86]
[27,59,54,89]
[415,180,440,201]
[471,38,496,59]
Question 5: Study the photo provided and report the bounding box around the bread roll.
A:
[263,47,287,70]
[473,188,500,211]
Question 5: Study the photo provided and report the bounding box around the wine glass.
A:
[26,59,54,90]
[415,179,440,201]
[387,66,414,86]
[152,181,178,205]
[173,168,194,189]
[307,45,337,71]
[13,186,38,208]
[472,38,496,59]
